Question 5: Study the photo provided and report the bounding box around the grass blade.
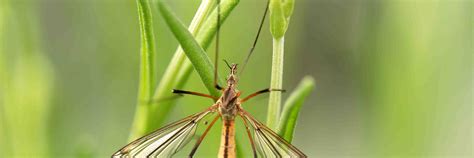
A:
[158,1,222,98]
[136,0,156,100]
[277,76,315,142]
[170,0,240,95]
[151,0,216,115]
[128,0,157,140]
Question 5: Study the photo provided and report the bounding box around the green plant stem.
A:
[128,0,156,140]
[277,76,315,142]
[267,0,295,130]
[267,37,285,129]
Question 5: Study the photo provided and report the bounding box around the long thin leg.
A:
[241,88,285,103]
[172,89,217,100]
[214,0,222,91]
[189,115,220,157]
[240,114,258,158]
[239,0,270,75]
[144,95,183,104]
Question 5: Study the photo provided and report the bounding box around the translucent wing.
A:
[113,109,214,158]
[240,110,307,158]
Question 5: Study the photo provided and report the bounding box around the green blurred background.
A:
[0,0,472,157]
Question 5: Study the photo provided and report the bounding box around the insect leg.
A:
[189,115,220,157]
[172,89,217,100]
[240,114,258,158]
[239,0,270,75]
[142,95,183,104]
[213,0,223,91]
[241,88,285,103]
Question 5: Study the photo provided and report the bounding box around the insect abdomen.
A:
[218,119,236,158]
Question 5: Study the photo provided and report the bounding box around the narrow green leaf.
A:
[128,0,157,140]
[152,0,216,104]
[158,1,221,98]
[277,76,315,142]
[154,0,240,100]
[170,0,240,97]
[136,0,156,100]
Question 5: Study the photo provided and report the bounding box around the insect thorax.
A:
[219,103,238,120]
[218,86,240,120]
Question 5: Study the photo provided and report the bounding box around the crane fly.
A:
[113,0,307,157]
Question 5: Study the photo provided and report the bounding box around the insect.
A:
[113,0,306,157]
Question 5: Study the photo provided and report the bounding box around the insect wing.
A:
[240,111,307,158]
[113,110,213,158]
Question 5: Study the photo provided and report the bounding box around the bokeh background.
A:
[1,0,472,157]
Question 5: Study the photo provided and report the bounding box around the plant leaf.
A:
[129,0,240,142]
[129,0,157,140]
[277,76,315,142]
[158,1,220,98]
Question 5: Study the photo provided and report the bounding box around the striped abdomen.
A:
[218,119,235,158]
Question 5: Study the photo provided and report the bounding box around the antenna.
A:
[223,59,232,69]
[239,0,270,75]
[214,0,222,90]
